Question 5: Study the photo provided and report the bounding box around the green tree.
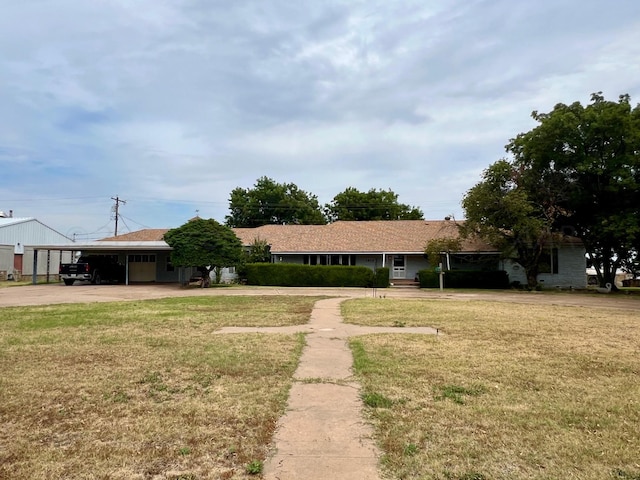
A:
[225,177,326,227]
[507,93,640,288]
[245,237,272,263]
[424,237,462,268]
[164,218,243,286]
[325,187,423,221]
[461,160,556,288]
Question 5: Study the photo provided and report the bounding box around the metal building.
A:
[0,213,73,281]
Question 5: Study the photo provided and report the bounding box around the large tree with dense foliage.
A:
[325,187,423,222]
[464,93,640,289]
[508,93,640,288]
[462,160,557,288]
[164,218,243,286]
[225,177,326,227]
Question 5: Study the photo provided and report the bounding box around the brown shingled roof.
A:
[100,229,169,242]
[233,220,494,253]
[99,221,495,253]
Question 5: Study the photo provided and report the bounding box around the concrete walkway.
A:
[215,297,439,480]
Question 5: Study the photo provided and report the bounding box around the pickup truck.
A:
[59,255,126,286]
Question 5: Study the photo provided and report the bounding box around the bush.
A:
[417,270,439,288]
[241,263,389,288]
[372,267,390,288]
[417,269,509,289]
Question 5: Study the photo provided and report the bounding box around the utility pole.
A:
[111,196,126,236]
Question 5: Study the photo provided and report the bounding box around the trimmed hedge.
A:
[418,269,509,289]
[241,263,389,288]
[372,267,390,288]
[418,270,440,288]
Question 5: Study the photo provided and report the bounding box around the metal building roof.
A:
[0,217,72,246]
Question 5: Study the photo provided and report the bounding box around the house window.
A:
[128,254,157,263]
[304,255,320,265]
[449,253,499,271]
[303,254,357,266]
[393,255,405,268]
[166,257,174,272]
[538,248,559,274]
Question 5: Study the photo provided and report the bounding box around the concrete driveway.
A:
[1,282,638,311]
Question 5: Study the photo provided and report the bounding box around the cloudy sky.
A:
[1,0,639,239]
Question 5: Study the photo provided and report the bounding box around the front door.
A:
[392,255,406,279]
[13,254,23,273]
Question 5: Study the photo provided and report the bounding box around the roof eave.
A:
[25,241,172,251]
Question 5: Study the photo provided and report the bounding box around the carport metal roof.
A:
[26,241,171,251]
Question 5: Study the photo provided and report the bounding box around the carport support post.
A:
[46,250,51,283]
[439,262,444,291]
[32,249,38,285]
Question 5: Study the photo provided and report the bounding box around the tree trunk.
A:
[599,249,620,291]
[526,271,539,289]
[518,243,542,289]
[201,268,211,288]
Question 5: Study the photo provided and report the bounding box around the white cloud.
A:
[1,0,640,232]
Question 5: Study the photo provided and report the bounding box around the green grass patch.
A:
[362,392,394,408]
[435,384,487,405]
[2,295,317,331]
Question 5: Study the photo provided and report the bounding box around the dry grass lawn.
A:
[344,298,640,480]
[0,296,319,480]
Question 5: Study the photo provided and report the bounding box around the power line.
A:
[118,216,132,234]
[119,215,153,230]
[111,196,127,236]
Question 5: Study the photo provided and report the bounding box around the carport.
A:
[26,241,184,285]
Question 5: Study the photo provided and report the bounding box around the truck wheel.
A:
[63,279,75,286]
[93,273,102,285]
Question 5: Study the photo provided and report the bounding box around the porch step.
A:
[389,279,420,288]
